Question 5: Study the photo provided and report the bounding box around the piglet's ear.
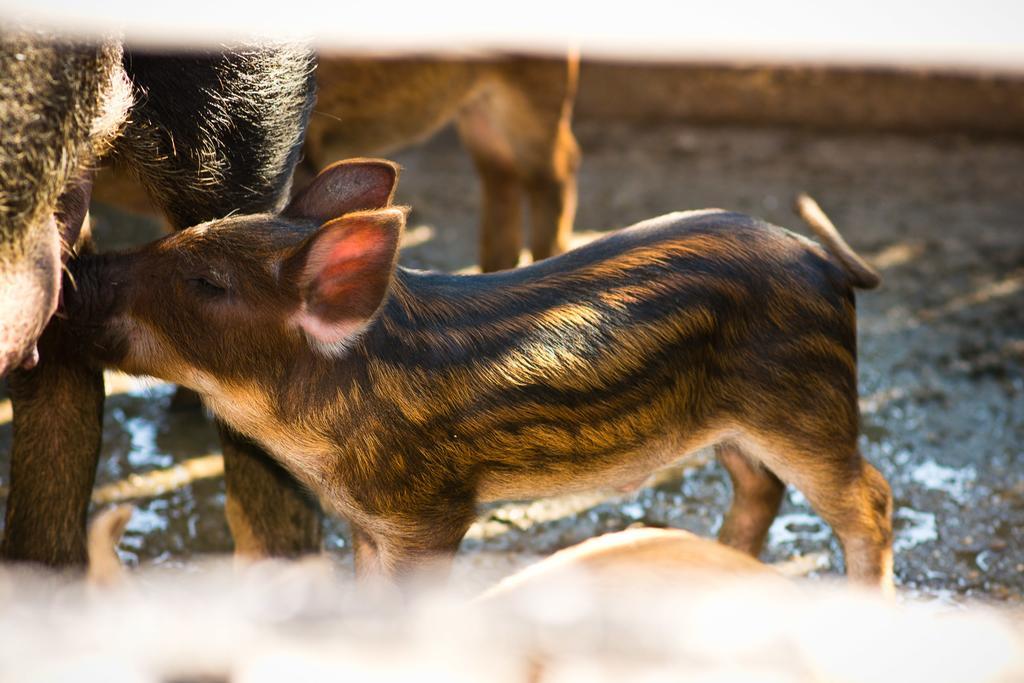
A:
[286,208,405,351]
[285,158,399,224]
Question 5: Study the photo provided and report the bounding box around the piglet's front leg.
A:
[350,498,479,586]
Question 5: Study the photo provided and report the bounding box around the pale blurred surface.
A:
[0,557,1021,683]
[1,1,1023,70]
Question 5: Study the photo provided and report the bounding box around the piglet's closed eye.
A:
[286,208,405,349]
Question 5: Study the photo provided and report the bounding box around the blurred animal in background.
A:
[60,159,892,591]
[0,32,322,567]
[303,54,580,272]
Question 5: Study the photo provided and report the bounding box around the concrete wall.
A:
[576,61,1024,136]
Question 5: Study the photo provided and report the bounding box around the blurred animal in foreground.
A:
[87,504,134,587]
[9,517,1023,683]
[61,159,891,590]
[478,526,786,602]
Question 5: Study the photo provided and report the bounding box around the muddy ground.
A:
[2,120,1022,601]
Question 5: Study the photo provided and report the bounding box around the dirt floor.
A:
[2,120,1022,601]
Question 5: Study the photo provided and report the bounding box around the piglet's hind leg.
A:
[716,442,786,558]
[741,434,894,594]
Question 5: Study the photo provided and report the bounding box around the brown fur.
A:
[4,327,106,566]
[65,161,893,591]
[3,222,105,567]
[306,55,579,272]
